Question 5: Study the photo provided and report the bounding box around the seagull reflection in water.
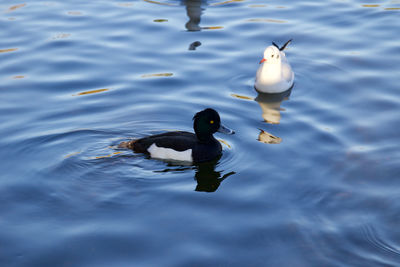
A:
[255,89,291,144]
[231,88,292,144]
[255,89,292,125]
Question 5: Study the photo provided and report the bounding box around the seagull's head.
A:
[260,45,281,64]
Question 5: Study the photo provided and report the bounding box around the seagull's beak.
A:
[259,58,266,64]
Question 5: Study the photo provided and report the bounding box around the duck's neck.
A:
[196,133,215,143]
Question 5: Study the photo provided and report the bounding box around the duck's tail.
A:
[272,39,292,51]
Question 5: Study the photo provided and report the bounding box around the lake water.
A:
[1,0,400,266]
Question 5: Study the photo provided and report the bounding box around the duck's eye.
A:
[210,120,214,124]
[271,55,274,58]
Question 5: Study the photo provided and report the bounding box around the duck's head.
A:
[193,108,234,141]
[259,45,281,65]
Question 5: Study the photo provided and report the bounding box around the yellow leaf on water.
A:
[247,18,288,23]
[362,4,380,7]
[211,0,244,6]
[143,0,176,6]
[141,73,173,78]
[94,152,122,159]
[73,88,109,96]
[13,75,25,79]
[0,48,18,53]
[8,3,26,12]
[384,7,400,10]
[202,26,224,30]
[231,93,254,100]
[64,151,81,158]
[218,139,231,148]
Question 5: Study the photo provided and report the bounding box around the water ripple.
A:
[1,0,400,265]
[362,225,400,262]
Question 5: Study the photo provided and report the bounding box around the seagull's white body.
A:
[255,45,294,93]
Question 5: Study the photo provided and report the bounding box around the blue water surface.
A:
[1,0,400,266]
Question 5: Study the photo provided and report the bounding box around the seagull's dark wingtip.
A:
[280,39,292,51]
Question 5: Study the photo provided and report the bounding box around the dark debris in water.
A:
[189,41,201,51]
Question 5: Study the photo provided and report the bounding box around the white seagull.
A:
[255,39,294,94]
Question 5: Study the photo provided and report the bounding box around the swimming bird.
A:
[119,108,234,163]
[255,39,294,93]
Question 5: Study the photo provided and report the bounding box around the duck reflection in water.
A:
[156,156,235,192]
[194,157,235,192]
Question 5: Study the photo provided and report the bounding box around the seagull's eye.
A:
[271,55,274,58]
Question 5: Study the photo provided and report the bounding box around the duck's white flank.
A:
[147,143,193,162]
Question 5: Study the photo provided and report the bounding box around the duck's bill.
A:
[218,124,235,135]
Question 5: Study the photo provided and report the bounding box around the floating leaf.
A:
[211,0,244,6]
[141,73,173,78]
[0,48,18,53]
[143,0,176,6]
[362,4,380,7]
[8,3,26,12]
[94,152,122,159]
[247,18,287,23]
[218,139,231,148]
[74,88,109,96]
[154,19,168,22]
[202,26,224,30]
[384,7,400,10]
[13,75,25,79]
[231,93,254,100]
[64,151,82,158]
